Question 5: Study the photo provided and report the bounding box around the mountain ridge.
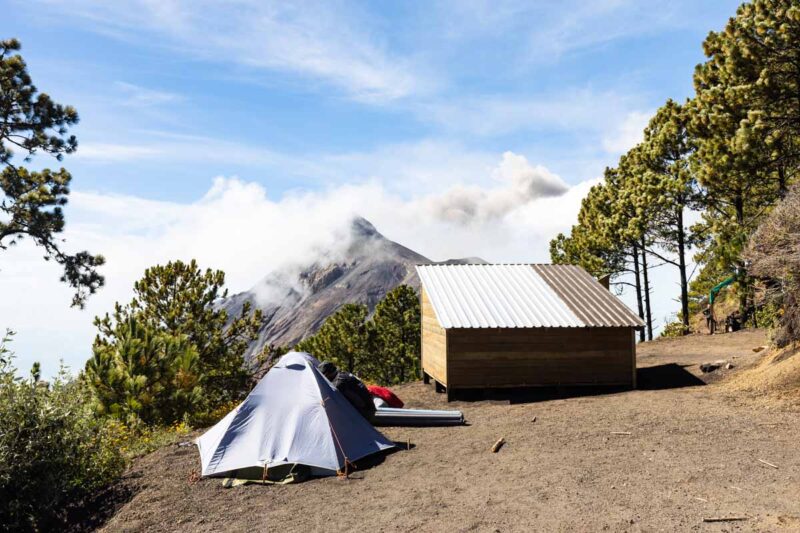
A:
[220,217,483,360]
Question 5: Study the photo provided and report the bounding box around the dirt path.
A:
[97,330,800,532]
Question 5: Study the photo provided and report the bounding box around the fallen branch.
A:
[491,437,505,453]
[702,517,748,523]
[758,458,779,469]
[611,431,632,435]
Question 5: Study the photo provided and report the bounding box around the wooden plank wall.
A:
[421,287,448,384]
[446,327,635,389]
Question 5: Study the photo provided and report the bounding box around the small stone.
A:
[725,362,735,370]
[700,360,727,373]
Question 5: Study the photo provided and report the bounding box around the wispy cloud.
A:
[601,110,652,154]
[29,0,435,103]
[71,132,492,190]
[74,143,165,162]
[114,81,182,107]
[74,132,327,178]
[417,89,648,144]
[433,0,703,64]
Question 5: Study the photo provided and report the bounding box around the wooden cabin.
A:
[416,264,645,400]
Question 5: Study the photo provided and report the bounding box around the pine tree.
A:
[0,39,104,307]
[632,100,702,334]
[93,260,262,411]
[368,285,421,384]
[689,1,800,317]
[85,316,201,425]
[296,303,369,374]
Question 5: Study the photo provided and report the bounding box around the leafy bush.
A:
[120,420,193,459]
[749,298,782,332]
[660,318,687,338]
[190,399,241,429]
[0,332,126,531]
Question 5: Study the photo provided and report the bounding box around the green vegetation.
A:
[551,0,800,339]
[0,258,263,529]
[297,303,369,374]
[0,331,126,531]
[84,316,202,426]
[3,1,799,527]
[744,185,800,346]
[297,285,421,385]
[369,285,421,384]
[87,260,263,425]
[0,39,104,308]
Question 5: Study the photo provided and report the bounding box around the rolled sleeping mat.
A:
[372,407,465,427]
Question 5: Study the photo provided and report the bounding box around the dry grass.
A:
[722,343,800,407]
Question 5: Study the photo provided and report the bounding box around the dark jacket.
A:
[332,371,376,420]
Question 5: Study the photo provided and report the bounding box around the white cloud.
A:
[434,0,692,63]
[30,0,433,103]
[74,143,166,162]
[114,81,182,107]
[73,135,509,194]
[417,90,647,139]
[74,132,328,178]
[601,110,651,154]
[0,153,588,376]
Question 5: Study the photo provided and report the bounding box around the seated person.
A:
[318,361,376,420]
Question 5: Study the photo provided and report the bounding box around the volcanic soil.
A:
[87,329,800,532]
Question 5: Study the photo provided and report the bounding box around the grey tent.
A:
[196,351,395,478]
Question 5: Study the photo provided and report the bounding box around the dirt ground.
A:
[92,329,799,532]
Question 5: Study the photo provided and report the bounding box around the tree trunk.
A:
[777,164,787,197]
[640,236,654,341]
[734,188,745,226]
[632,243,645,342]
[677,206,690,335]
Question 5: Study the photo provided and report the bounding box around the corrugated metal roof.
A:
[416,264,582,328]
[530,264,645,328]
[416,263,644,329]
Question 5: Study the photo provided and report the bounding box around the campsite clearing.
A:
[89,330,799,532]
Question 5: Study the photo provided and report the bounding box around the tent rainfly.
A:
[416,264,646,400]
[196,351,395,478]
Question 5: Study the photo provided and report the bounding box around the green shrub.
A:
[660,318,686,338]
[0,332,126,531]
[749,298,781,331]
[120,420,193,459]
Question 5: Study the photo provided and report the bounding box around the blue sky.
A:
[2,0,741,374]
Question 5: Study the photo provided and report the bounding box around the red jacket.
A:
[367,385,404,408]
